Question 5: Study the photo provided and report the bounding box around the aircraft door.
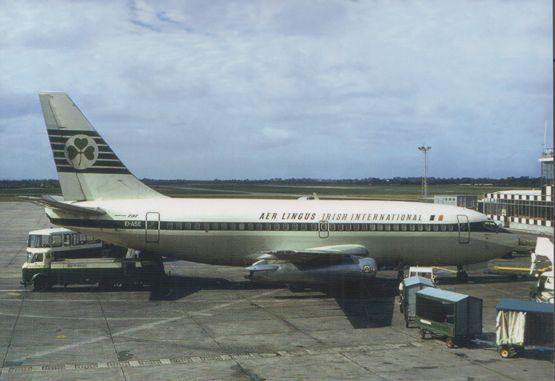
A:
[318,220,329,239]
[456,214,470,244]
[145,212,160,243]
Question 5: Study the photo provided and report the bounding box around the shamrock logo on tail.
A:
[64,135,99,170]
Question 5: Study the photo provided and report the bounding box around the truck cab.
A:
[407,266,437,284]
[22,229,65,290]
[23,250,52,272]
[531,270,554,304]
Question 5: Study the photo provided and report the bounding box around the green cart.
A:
[415,288,482,348]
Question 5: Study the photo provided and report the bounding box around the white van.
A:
[407,266,437,284]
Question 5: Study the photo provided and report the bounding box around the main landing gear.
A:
[456,265,469,283]
[397,270,405,283]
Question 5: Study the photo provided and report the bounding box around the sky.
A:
[0,0,552,180]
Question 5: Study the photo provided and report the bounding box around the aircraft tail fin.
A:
[38,92,165,201]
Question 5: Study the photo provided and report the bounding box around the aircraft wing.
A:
[20,195,106,216]
[245,244,376,285]
[249,244,368,266]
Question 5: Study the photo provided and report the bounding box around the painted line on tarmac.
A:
[5,342,412,374]
[0,311,180,321]
[11,289,281,363]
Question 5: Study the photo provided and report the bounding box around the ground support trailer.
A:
[22,256,164,291]
[399,276,435,328]
[415,287,482,348]
[496,298,553,358]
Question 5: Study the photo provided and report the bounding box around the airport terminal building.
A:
[478,149,554,235]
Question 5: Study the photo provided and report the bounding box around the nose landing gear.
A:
[456,265,469,283]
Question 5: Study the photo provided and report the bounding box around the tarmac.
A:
[0,202,553,381]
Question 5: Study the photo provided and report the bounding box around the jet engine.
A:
[246,255,377,286]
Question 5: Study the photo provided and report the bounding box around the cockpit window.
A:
[482,220,499,232]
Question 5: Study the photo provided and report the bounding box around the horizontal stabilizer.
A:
[20,195,106,216]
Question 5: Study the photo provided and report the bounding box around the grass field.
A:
[0,181,530,202]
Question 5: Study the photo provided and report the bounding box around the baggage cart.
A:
[496,298,553,358]
[400,276,435,328]
[415,288,482,348]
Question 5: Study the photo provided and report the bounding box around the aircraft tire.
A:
[288,284,305,292]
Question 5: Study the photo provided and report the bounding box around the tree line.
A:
[0,176,542,188]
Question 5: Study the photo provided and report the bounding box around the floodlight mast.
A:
[418,145,431,198]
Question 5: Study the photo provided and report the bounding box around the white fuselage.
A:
[46,198,518,268]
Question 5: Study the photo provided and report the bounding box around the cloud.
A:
[0,0,552,179]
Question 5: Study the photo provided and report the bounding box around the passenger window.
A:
[369,224,376,231]
[310,223,318,231]
[432,225,439,232]
[417,225,424,232]
[63,233,71,246]
[220,223,228,230]
[273,223,280,231]
[409,224,415,232]
[202,223,209,231]
[337,224,344,231]
[229,223,236,230]
[210,223,218,230]
[281,223,289,231]
[193,222,201,230]
[175,222,182,230]
[360,224,368,231]
[184,222,192,230]
[238,223,245,231]
[384,224,391,231]
[376,224,384,231]
[167,222,174,230]
[300,223,307,231]
[392,224,399,231]
[447,224,454,232]
[291,224,298,231]
[400,224,407,231]
[353,224,360,231]
[255,223,262,231]
[424,225,431,232]
[345,224,352,231]
[440,225,447,232]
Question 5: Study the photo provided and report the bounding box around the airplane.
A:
[30,92,519,288]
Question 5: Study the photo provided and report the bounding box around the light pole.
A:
[418,145,431,198]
